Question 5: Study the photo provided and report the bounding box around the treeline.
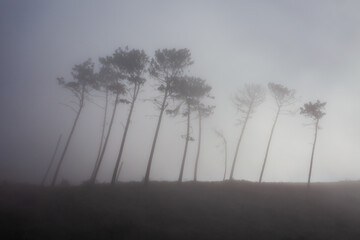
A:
[43,47,326,187]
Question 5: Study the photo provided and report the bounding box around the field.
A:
[1,181,360,239]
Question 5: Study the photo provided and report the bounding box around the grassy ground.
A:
[1,181,360,239]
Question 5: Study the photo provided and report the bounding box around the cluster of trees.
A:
[44,48,215,186]
[228,83,326,187]
[42,47,326,187]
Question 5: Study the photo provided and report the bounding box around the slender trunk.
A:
[308,119,319,188]
[111,85,138,185]
[229,106,252,180]
[178,103,191,184]
[194,111,202,182]
[116,161,124,182]
[115,158,122,182]
[91,93,119,183]
[41,134,62,186]
[223,138,228,181]
[259,107,281,183]
[91,90,108,180]
[51,95,84,186]
[144,90,169,185]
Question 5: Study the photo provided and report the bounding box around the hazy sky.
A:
[1,0,360,184]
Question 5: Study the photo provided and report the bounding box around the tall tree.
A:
[111,48,149,185]
[90,57,126,184]
[193,104,215,182]
[214,130,228,181]
[90,58,113,181]
[144,48,193,184]
[168,77,212,183]
[51,59,96,186]
[259,83,296,183]
[229,84,265,181]
[300,100,326,188]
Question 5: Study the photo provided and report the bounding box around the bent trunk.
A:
[194,111,202,181]
[259,107,280,183]
[91,90,108,180]
[116,161,124,181]
[223,138,228,181]
[178,103,191,183]
[308,119,319,188]
[91,93,119,183]
[229,106,252,180]
[51,94,84,186]
[112,85,139,185]
[144,90,169,185]
[41,134,62,186]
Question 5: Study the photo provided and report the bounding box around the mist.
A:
[1,0,360,185]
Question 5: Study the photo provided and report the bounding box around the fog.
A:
[1,0,360,184]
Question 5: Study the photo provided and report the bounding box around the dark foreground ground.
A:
[1,181,360,240]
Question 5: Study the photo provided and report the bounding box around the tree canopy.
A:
[300,100,326,121]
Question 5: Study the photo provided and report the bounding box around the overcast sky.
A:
[1,0,360,184]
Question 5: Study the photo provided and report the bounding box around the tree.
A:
[229,84,265,181]
[300,100,326,188]
[51,59,96,186]
[193,103,215,182]
[90,57,126,184]
[144,48,193,184]
[259,83,296,183]
[90,58,113,181]
[111,48,149,185]
[41,134,62,186]
[214,130,228,181]
[168,76,212,183]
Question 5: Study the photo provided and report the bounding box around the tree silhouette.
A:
[229,84,265,181]
[51,59,96,186]
[90,57,126,184]
[214,129,228,181]
[193,103,215,182]
[167,76,212,183]
[41,134,62,186]
[111,48,149,185]
[90,58,112,181]
[144,48,193,184]
[300,100,326,188]
[259,83,296,183]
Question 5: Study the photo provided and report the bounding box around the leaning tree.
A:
[90,57,126,184]
[144,48,193,184]
[193,103,215,182]
[167,76,212,183]
[300,100,326,188]
[51,59,96,186]
[41,134,62,186]
[90,57,116,181]
[111,48,149,185]
[259,82,296,183]
[214,129,228,181]
[229,84,265,181]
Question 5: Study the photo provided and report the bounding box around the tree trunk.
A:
[91,93,119,183]
[144,90,169,185]
[91,89,108,180]
[41,134,62,186]
[116,161,124,182]
[194,111,202,182]
[111,85,138,185]
[223,138,228,181]
[229,107,251,180]
[308,119,319,188]
[259,107,281,183]
[178,103,191,184]
[51,98,84,186]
